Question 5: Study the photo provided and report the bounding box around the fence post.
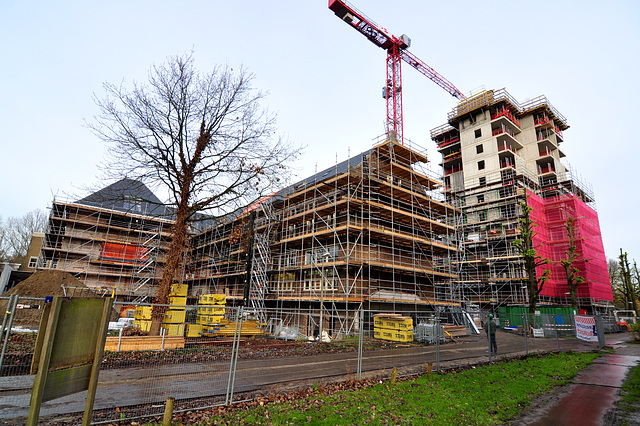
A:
[117,327,123,352]
[487,315,492,362]
[435,312,440,371]
[160,327,165,351]
[554,314,560,352]
[0,295,19,374]
[162,397,175,426]
[0,295,16,343]
[357,308,363,380]
[523,313,528,356]
[226,306,243,405]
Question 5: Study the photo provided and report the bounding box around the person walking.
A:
[485,314,497,354]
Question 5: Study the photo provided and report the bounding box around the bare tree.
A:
[512,195,551,318]
[0,216,7,262]
[609,257,632,310]
[618,250,639,316]
[89,53,300,334]
[560,217,584,308]
[1,210,48,266]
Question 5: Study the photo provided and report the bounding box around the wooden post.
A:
[427,362,433,379]
[163,397,175,426]
[27,298,63,426]
[82,298,113,426]
[390,367,398,385]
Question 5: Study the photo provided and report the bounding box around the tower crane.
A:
[329,0,465,145]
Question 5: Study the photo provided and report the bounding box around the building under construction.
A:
[188,138,460,335]
[430,88,612,313]
[38,179,174,301]
[36,139,461,336]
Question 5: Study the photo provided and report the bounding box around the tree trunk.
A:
[149,204,189,336]
[569,285,578,309]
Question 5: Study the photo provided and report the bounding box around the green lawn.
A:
[176,351,598,425]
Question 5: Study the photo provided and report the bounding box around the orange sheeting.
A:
[101,242,146,262]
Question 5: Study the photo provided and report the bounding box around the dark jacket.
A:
[484,319,496,335]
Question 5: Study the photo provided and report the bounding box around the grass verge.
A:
[170,351,598,425]
[619,362,640,407]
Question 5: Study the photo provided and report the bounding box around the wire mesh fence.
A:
[0,296,613,424]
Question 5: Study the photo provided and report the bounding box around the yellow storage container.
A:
[197,314,225,325]
[133,319,151,332]
[162,323,185,336]
[198,294,226,305]
[374,328,413,343]
[163,310,186,324]
[169,296,187,308]
[373,315,413,331]
[197,306,225,315]
[169,283,189,297]
[198,294,215,305]
[134,306,152,320]
[185,323,204,337]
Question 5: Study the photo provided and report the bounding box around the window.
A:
[477,195,484,203]
[476,144,483,154]
[478,160,485,170]
[28,256,38,269]
[479,210,488,221]
[474,129,482,138]
[479,176,486,186]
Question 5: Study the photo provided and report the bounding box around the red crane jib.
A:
[329,0,408,51]
[329,0,464,144]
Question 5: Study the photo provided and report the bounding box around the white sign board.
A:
[575,315,598,343]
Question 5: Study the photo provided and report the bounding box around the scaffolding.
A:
[39,199,173,299]
[187,137,461,337]
[431,88,612,313]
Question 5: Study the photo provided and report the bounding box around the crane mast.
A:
[329,0,465,144]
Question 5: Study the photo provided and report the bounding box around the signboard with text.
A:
[575,315,605,348]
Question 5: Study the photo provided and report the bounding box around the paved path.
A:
[516,335,640,426]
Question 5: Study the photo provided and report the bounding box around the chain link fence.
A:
[0,296,612,424]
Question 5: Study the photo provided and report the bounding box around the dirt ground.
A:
[0,270,90,327]
[1,270,86,298]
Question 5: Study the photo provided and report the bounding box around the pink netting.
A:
[527,192,612,302]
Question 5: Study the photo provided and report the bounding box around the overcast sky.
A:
[1,1,639,261]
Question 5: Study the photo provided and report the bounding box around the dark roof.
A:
[192,149,372,233]
[77,178,172,218]
[275,149,371,199]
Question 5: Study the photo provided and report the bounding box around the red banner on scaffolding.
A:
[100,242,147,262]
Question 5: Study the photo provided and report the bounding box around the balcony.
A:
[444,165,463,176]
[500,158,516,169]
[536,129,558,144]
[436,135,460,149]
[497,141,518,155]
[539,148,553,158]
[554,125,563,139]
[534,113,552,127]
[492,125,516,138]
[537,164,556,175]
[491,107,521,128]
[493,125,523,150]
[441,151,461,163]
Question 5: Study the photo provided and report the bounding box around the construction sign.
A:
[575,315,605,348]
[28,296,113,426]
